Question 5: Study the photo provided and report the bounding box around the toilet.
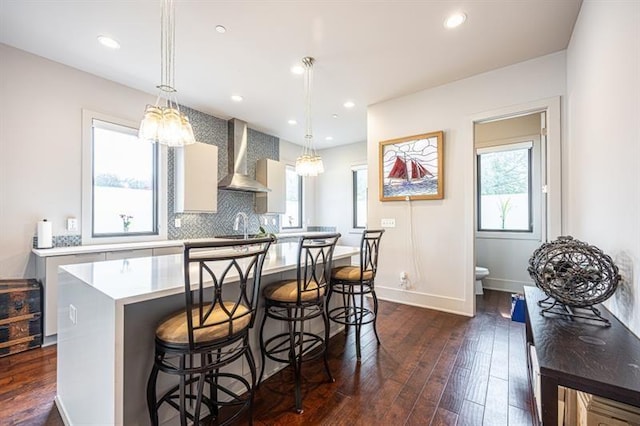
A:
[475,266,490,295]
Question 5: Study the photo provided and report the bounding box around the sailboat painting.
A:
[379,131,444,201]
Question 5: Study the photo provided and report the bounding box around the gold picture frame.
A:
[379,131,444,201]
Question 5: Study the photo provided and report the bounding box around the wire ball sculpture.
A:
[528,236,620,308]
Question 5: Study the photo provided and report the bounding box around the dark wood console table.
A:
[524,286,640,425]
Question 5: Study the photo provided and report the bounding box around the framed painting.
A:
[379,131,444,201]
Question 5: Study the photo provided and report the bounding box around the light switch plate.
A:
[381,218,396,228]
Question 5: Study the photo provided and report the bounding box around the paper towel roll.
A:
[37,219,53,249]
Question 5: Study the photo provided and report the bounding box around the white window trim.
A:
[475,134,542,241]
[476,140,533,155]
[280,163,304,231]
[81,109,167,245]
[351,163,368,231]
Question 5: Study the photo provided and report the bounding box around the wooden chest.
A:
[0,279,42,357]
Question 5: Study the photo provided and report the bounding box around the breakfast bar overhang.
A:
[55,242,358,425]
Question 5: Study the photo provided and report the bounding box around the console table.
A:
[524,286,640,425]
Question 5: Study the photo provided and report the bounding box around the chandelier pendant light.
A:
[295,57,324,176]
[139,0,195,147]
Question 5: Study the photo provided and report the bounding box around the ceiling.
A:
[0,1,581,148]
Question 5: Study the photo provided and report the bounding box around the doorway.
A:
[474,112,546,293]
[468,97,562,315]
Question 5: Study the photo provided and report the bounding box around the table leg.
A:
[540,375,559,425]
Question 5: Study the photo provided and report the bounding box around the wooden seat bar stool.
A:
[147,237,273,426]
[258,233,341,413]
[326,229,384,360]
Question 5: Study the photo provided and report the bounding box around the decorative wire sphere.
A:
[527,236,620,308]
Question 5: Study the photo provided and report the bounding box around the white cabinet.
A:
[35,245,183,340]
[152,246,183,256]
[36,252,106,337]
[255,158,285,214]
[175,142,218,213]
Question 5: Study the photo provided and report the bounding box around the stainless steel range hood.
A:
[218,118,270,193]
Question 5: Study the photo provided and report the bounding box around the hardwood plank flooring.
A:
[0,290,534,425]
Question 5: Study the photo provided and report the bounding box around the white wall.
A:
[315,142,367,247]
[367,52,566,316]
[0,44,156,278]
[566,1,640,336]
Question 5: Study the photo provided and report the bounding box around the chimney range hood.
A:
[218,118,270,193]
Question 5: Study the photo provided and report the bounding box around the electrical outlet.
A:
[69,304,77,324]
[381,218,396,228]
[400,271,408,288]
[174,218,181,228]
[66,217,78,232]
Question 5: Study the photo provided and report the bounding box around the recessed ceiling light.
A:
[325,136,334,141]
[343,101,355,109]
[288,119,297,125]
[231,95,243,102]
[332,114,339,119]
[215,25,227,34]
[97,35,120,50]
[444,12,466,29]
[291,64,305,75]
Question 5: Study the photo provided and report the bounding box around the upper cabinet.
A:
[174,142,218,213]
[255,158,285,214]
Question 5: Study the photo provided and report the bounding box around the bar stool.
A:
[258,234,340,413]
[146,237,273,426]
[326,229,384,360]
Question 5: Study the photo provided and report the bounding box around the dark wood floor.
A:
[0,290,534,425]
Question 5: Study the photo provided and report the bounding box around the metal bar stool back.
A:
[147,237,273,426]
[258,233,341,413]
[327,229,384,360]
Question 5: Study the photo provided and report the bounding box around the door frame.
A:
[465,96,562,316]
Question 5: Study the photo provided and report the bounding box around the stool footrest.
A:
[154,370,252,424]
[262,331,327,364]
[328,306,376,326]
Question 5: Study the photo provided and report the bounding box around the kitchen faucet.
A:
[234,212,249,240]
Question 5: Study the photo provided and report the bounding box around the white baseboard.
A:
[482,277,530,294]
[374,286,471,317]
[54,396,71,426]
[43,334,57,347]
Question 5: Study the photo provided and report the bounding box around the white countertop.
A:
[32,239,184,257]
[59,242,359,305]
[32,232,339,257]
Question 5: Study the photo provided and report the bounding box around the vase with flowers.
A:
[119,214,133,233]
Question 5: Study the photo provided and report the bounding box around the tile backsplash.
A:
[33,234,81,248]
[167,106,280,240]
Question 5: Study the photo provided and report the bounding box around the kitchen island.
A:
[55,242,358,426]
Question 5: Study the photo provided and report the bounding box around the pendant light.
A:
[295,57,324,176]
[139,0,195,147]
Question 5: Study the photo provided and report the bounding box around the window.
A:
[477,142,532,232]
[352,166,367,228]
[82,110,167,244]
[281,165,302,228]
